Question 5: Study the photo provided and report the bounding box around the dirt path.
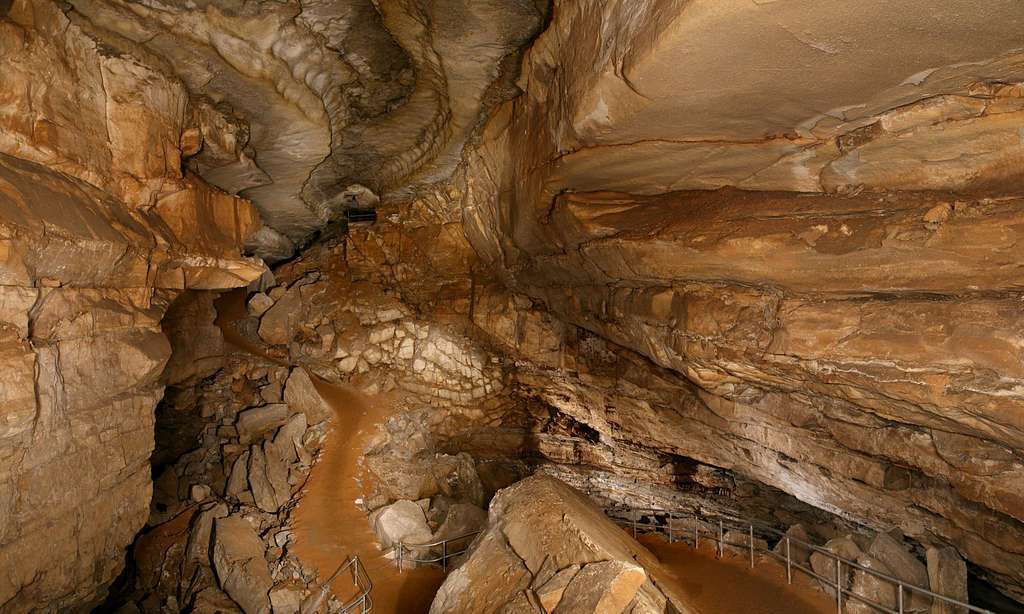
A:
[290,379,444,613]
[215,289,443,612]
[639,534,833,614]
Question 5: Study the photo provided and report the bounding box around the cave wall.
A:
[0,2,262,609]
[458,0,1024,600]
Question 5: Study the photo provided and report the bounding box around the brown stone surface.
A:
[430,475,696,613]
[0,2,261,610]
[454,2,1024,598]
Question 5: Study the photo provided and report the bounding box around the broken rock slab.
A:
[553,560,646,614]
[212,516,273,614]
[429,474,696,614]
[371,500,433,550]
[926,546,968,614]
[867,533,931,612]
[772,524,814,566]
[535,565,580,613]
[283,367,333,425]
[236,404,289,443]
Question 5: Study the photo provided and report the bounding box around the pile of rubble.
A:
[112,358,338,614]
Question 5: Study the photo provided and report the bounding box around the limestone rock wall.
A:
[65,0,546,259]
[457,0,1024,601]
[0,2,262,610]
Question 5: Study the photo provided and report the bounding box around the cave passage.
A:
[3,0,1024,613]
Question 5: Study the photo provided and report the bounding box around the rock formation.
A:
[0,1,262,610]
[430,474,694,614]
[3,0,1024,611]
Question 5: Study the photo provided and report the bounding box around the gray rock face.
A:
[371,500,433,550]
[212,517,273,614]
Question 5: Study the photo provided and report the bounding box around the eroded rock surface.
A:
[430,475,695,614]
[457,0,1024,600]
[0,1,262,610]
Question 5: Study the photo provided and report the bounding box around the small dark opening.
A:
[345,208,377,223]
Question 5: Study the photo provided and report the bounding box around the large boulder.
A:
[810,535,862,597]
[282,368,333,425]
[772,524,813,566]
[846,554,898,614]
[429,474,697,614]
[553,560,646,614]
[212,517,272,614]
[371,500,433,550]
[867,533,931,612]
[235,404,289,443]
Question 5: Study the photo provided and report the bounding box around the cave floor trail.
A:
[214,289,444,612]
[216,290,829,613]
[639,534,835,614]
[290,380,445,613]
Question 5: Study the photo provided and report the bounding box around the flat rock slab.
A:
[236,404,289,443]
[213,516,272,614]
[553,560,646,614]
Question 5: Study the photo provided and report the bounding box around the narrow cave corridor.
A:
[2,1,1024,613]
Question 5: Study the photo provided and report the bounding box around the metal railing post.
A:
[442,540,448,573]
[598,503,993,614]
[749,525,755,568]
[718,519,724,558]
[836,559,843,613]
[397,543,403,573]
[786,536,792,584]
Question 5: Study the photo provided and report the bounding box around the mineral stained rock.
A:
[6,0,1024,609]
[430,475,696,614]
[0,1,261,610]
[458,0,1024,599]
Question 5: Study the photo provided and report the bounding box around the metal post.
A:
[694,517,698,549]
[397,543,403,573]
[897,584,904,614]
[785,537,792,584]
[442,540,448,573]
[718,519,724,558]
[632,509,638,539]
[668,512,674,544]
[749,525,755,568]
[836,559,843,613]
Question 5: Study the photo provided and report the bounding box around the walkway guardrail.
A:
[305,555,373,614]
[605,506,992,614]
[396,530,483,573]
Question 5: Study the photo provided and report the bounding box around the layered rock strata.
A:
[430,474,695,614]
[0,2,262,610]
[457,0,1024,600]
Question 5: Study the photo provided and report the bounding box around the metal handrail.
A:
[605,505,993,614]
[311,555,373,613]
[395,530,483,573]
